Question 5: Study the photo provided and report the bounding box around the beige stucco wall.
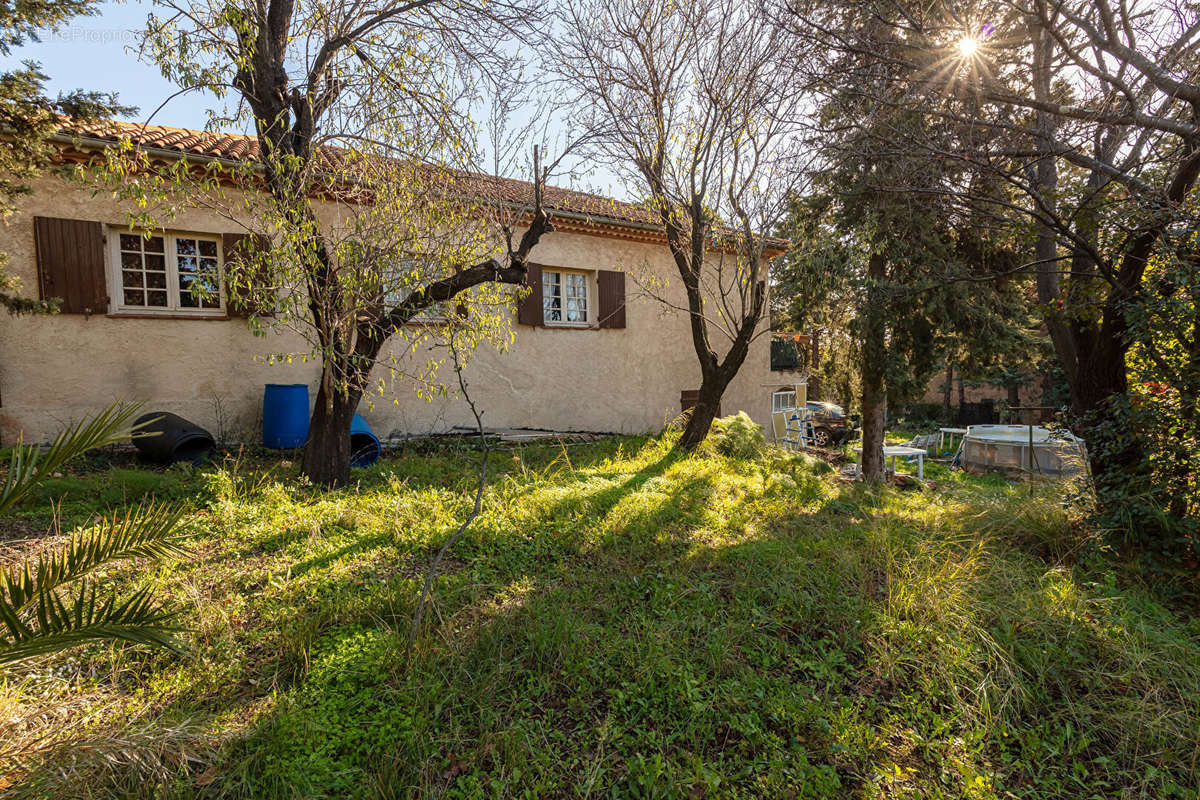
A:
[0,175,786,445]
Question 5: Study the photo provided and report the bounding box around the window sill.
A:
[106,312,231,321]
[541,321,594,330]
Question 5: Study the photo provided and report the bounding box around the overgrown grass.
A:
[2,435,1198,798]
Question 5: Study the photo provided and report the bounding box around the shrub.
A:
[703,412,765,459]
[1084,390,1200,563]
[780,451,833,476]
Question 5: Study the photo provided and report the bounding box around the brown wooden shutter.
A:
[681,390,721,417]
[223,233,274,317]
[597,269,626,329]
[516,262,543,326]
[34,217,107,315]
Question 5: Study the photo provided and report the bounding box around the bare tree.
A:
[979,0,1200,480]
[108,0,556,487]
[548,0,809,448]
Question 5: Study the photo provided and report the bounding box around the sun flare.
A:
[957,35,980,58]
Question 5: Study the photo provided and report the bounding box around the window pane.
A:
[179,273,197,307]
[192,239,222,308]
[118,235,150,307]
[565,273,587,322]
[542,271,562,322]
[197,257,221,308]
[119,232,221,312]
[200,279,221,308]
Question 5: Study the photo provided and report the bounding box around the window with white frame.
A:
[380,259,460,323]
[112,231,224,314]
[772,389,797,413]
[542,269,589,324]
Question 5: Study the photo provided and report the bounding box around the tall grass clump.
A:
[701,412,764,459]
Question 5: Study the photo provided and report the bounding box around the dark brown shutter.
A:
[34,217,107,314]
[681,390,721,417]
[223,233,274,317]
[597,269,626,329]
[516,262,543,326]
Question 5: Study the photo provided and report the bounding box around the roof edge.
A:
[49,128,788,257]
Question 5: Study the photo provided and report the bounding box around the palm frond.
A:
[1,502,191,615]
[0,403,149,515]
[0,403,191,667]
[0,583,184,665]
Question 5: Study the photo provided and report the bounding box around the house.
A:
[0,122,797,445]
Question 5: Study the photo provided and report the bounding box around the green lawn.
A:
[3,434,1199,798]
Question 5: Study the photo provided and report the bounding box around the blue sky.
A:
[2,1,217,129]
[1,2,628,197]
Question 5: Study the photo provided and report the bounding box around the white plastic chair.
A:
[901,433,941,454]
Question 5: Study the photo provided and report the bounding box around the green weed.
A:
[3,436,1198,798]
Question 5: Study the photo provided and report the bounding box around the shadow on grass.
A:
[287,533,397,578]
[352,479,1198,798]
[13,446,1200,799]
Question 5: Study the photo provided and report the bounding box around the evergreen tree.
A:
[770,196,859,407]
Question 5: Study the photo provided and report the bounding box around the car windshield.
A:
[809,402,845,416]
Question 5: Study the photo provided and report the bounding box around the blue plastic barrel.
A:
[349,414,381,467]
[262,384,310,448]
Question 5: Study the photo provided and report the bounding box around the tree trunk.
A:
[668,261,764,452]
[957,377,965,411]
[1026,6,1137,487]
[809,332,821,400]
[1069,332,1138,483]
[860,381,886,482]
[942,363,953,420]
[859,252,887,482]
[677,371,730,450]
[301,378,361,488]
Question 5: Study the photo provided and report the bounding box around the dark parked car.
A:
[806,401,858,447]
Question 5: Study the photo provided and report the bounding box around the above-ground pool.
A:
[960,425,1087,478]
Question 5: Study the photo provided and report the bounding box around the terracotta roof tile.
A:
[62,120,660,226]
[59,120,788,251]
